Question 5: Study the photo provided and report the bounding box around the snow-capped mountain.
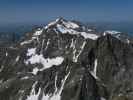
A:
[0,18,133,100]
[44,18,99,40]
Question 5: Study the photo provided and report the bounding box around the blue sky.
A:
[0,0,133,24]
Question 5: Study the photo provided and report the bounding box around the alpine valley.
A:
[0,18,133,100]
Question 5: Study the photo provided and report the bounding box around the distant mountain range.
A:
[0,21,133,35]
[0,24,42,46]
[86,21,133,35]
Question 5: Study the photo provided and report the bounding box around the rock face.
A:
[0,18,133,100]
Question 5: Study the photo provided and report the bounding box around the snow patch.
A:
[80,32,98,40]
[21,76,29,80]
[62,21,79,29]
[25,54,64,74]
[27,48,36,57]
[25,54,64,68]
[33,29,43,36]
[88,29,93,32]
[57,24,71,34]
[20,40,33,45]
[127,39,130,44]
[32,67,39,75]
[101,97,106,100]
[56,24,98,40]
[15,56,20,62]
[104,30,121,36]
[6,52,8,56]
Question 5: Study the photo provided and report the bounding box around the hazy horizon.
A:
[0,0,133,25]
[0,21,133,36]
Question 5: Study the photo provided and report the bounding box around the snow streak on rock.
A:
[90,59,98,79]
[73,41,86,62]
[26,82,40,100]
[42,71,70,100]
[15,56,20,62]
[94,59,98,76]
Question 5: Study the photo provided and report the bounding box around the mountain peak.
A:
[45,18,80,29]
[55,17,66,22]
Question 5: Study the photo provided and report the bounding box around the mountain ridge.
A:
[0,18,133,100]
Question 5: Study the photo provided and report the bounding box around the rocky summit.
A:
[0,18,133,100]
